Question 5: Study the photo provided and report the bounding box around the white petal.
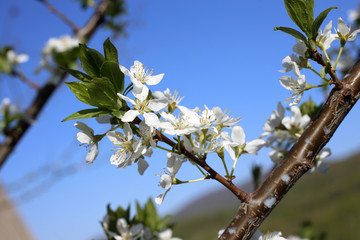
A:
[137,159,149,175]
[231,125,245,145]
[74,121,94,135]
[146,73,164,85]
[116,218,128,235]
[244,139,265,155]
[123,122,133,140]
[143,112,160,128]
[86,144,99,163]
[159,174,172,189]
[148,98,168,112]
[117,93,136,105]
[77,132,92,144]
[119,65,131,77]
[121,110,139,122]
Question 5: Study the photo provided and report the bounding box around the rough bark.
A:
[220,60,360,240]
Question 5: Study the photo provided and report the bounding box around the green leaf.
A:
[284,0,314,36]
[65,81,98,107]
[100,61,124,93]
[311,7,338,40]
[61,108,112,122]
[63,68,92,82]
[111,109,125,119]
[320,66,326,78]
[274,26,308,42]
[85,77,119,110]
[79,43,105,77]
[103,38,119,64]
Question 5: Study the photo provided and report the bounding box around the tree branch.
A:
[220,59,360,240]
[0,0,112,170]
[153,129,250,202]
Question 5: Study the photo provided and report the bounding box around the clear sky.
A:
[0,0,359,239]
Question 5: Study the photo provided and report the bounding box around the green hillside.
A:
[173,153,360,240]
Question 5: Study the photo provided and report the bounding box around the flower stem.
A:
[221,157,230,179]
[333,44,345,69]
[156,145,173,152]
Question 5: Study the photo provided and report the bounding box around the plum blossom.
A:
[120,60,164,101]
[279,54,302,73]
[261,102,285,138]
[74,121,99,163]
[336,17,360,42]
[6,50,29,65]
[281,106,310,132]
[222,125,265,160]
[292,39,307,58]
[279,63,306,106]
[155,152,185,204]
[43,35,79,54]
[118,92,167,128]
[258,231,287,240]
[316,20,336,50]
[153,88,184,113]
[156,229,182,240]
[107,123,148,174]
[108,218,144,240]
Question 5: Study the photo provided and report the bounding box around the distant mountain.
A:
[173,152,360,240]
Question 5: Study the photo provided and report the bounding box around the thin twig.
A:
[36,0,80,34]
[153,129,249,202]
[12,70,41,90]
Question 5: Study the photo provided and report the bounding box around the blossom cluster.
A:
[279,18,360,105]
[37,35,79,75]
[75,60,266,204]
[260,102,330,173]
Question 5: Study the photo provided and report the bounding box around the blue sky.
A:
[0,0,359,239]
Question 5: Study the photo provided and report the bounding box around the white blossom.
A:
[279,63,306,106]
[222,125,265,160]
[153,88,184,113]
[155,152,185,204]
[6,50,29,65]
[118,92,167,128]
[316,20,336,50]
[292,39,307,57]
[43,35,79,55]
[74,121,99,163]
[336,17,360,42]
[107,123,146,172]
[120,60,164,101]
[108,218,144,240]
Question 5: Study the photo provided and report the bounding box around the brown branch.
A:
[36,0,80,34]
[312,50,342,88]
[219,60,360,240]
[153,129,249,202]
[0,0,112,170]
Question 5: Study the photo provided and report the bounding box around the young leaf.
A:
[274,26,308,42]
[85,77,119,110]
[103,38,119,64]
[100,61,124,93]
[311,7,338,40]
[62,108,112,122]
[284,0,313,36]
[79,43,105,77]
[64,68,92,82]
[65,81,99,107]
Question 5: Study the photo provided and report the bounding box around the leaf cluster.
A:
[63,38,126,122]
[275,0,337,51]
[103,199,173,239]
